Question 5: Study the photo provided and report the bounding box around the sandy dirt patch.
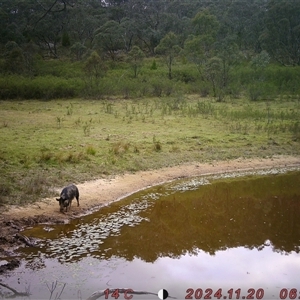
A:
[0,155,299,260]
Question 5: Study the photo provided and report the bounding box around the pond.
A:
[1,168,300,300]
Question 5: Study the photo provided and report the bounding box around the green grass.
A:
[0,96,299,206]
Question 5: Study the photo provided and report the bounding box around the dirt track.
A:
[1,155,300,261]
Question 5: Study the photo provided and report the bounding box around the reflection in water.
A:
[8,169,300,299]
[108,170,300,262]
[23,169,300,263]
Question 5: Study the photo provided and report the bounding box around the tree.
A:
[127,46,145,78]
[219,0,264,52]
[67,2,103,47]
[184,34,215,81]
[70,42,86,60]
[119,18,136,52]
[84,51,107,93]
[84,51,107,80]
[155,32,181,79]
[159,12,192,46]
[0,0,76,57]
[94,20,123,60]
[22,40,39,74]
[215,36,240,92]
[251,50,270,72]
[127,0,166,55]
[192,9,219,37]
[204,57,223,99]
[184,10,219,83]
[33,12,64,58]
[3,41,25,74]
[248,50,271,101]
[62,31,71,47]
[260,0,300,66]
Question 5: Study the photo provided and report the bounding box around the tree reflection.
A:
[22,171,300,264]
[100,171,300,262]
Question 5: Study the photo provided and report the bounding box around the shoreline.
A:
[0,155,300,258]
[2,155,300,222]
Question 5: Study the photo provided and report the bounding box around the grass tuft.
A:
[112,142,130,156]
[86,145,96,156]
[0,96,299,207]
[111,141,131,156]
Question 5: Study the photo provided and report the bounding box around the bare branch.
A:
[55,282,66,300]
[0,282,31,298]
[34,0,67,26]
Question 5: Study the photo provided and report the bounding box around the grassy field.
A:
[0,95,300,206]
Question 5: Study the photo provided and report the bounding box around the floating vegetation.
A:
[10,169,300,300]
[170,178,211,192]
[22,166,300,265]
[169,166,300,192]
[39,199,155,262]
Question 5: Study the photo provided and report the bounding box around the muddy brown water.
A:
[1,168,300,300]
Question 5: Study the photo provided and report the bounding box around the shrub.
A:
[153,141,162,151]
[0,75,82,100]
[150,59,157,70]
[151,78,164,97]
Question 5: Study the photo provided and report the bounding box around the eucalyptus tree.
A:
[184,9,219,81]
[94,20,124,60]
[0,0,35,45]
[67,1,105,47]
[213,36,240,100]
[192,9,219,37]
[160,13,192,46]
[119,17,137,52]
[105,0,127,23]
[70,42,87,60]
[217,0,264,53]
[248,50,271,101]
[184,8,241,100]
[215,36,240,87]
[155,32,181,79]
[126,0,167,54]
[3,41,25,74]
[251,50,270,72]
[0,0,79,57]
[204,56,223,99]
[84,50,107,94]
[127,45,145,78]
[260,0,300,66]
[167,0,201,19]
[32,9,68,58]
[30,0,88,57]
[94,16,136,59]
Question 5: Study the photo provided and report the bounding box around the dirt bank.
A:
[1,155,300,260]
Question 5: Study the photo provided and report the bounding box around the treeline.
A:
[0,0,300,100]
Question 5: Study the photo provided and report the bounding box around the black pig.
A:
[56,184,79,213]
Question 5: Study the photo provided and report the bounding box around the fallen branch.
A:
[86,288,176,300]
[15,233,36,247]
[0,282,31,298]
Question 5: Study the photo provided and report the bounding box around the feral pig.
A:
[56,184,79,213]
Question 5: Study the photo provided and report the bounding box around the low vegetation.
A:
[0,96,299,207]
[1,59,300,102]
